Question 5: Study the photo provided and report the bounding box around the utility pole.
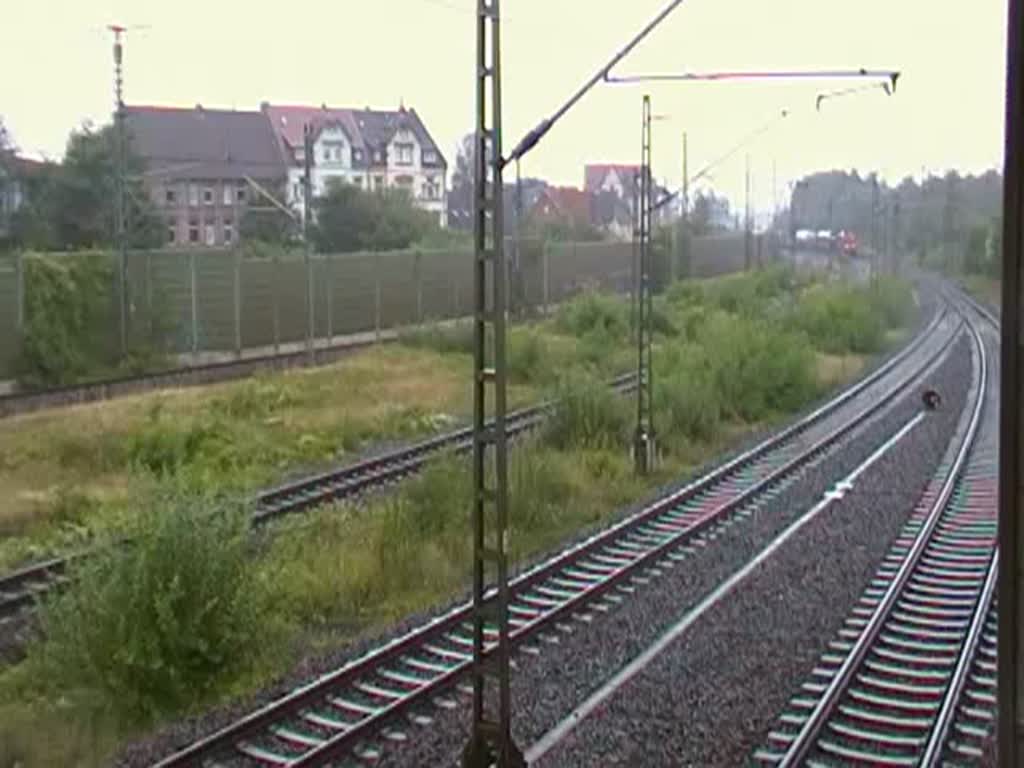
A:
[110,24,128,359]
[631,170,640,337]
[634,95,656,476]
[679,131,688,279]
[463,1,522,765]
[303,123,314,362]
[513,159,523,317]
[744,153,752,270]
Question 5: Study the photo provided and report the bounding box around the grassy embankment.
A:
[0,267,915,766]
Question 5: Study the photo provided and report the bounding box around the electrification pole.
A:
[513,159,523,317]
[303,123,314,362]
[463,2,522,766]
[634,95,655,475]
[744,153,752,271]
[631,170,640,337]
[110,25,128,359]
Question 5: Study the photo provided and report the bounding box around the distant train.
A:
[793,229,859,257]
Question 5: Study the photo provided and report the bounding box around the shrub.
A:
[791,285,885,354]
[508,329,552,384]
[557,290,629,339]
[545,371,630,450]
[700,312,817,422]
[33,490,266,722]
[869,278,915,330]
[17,253,117,388]
[655,344,721,447]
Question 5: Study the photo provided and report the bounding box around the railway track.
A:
[149,299,962,768]
[754,294,997,767]
[0,373,638,622]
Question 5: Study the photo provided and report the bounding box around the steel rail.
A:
[0,373,638,620]
[774,299,989,767]
[151,301,957,768]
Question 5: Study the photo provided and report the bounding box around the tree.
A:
[448,133,475,231]
[312,181,438,253]
[239,182,298,246]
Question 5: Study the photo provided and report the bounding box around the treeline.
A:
[786,168,1003,277]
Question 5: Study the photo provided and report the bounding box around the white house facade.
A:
[264,103,448,226]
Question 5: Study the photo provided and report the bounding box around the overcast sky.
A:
[1,0,1009,213]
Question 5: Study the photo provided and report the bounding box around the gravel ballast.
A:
[357,335,972,766]
[117,302,957,768]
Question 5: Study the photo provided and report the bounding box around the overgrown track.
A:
[0,373,638,622]
[0,336,394,420]
[149,301,960,768]
[755,294,997,767]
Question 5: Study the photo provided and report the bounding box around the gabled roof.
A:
[124,105,287,181]
[532,186,591,223]
[585,163,642,192]
[262,103,447,170]
[262,105,363,152]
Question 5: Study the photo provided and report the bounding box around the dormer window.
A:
[374,150,383,163]
[354,149,363,162]
[423,150,438,164]
[395,143,414,165]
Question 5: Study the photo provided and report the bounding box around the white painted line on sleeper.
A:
[525,410,927,764]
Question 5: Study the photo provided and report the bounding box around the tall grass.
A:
[544,371,631,450]
[31,489,268,723]
[399,321,476,356]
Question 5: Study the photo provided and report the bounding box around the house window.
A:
[204,222,216,246]
[223,217,234,245]
[188,184,199,206]
[374,175,385,189]
[203,186,214,205]
[167,218,177,244]
[165,187,177,205]
[188,217,199,243]
[293,182,302,201]
[395,143,414,165]
[374,150,383,163]
[352,176,364,187]
[236,184,247,203]
[423,150,437,164]
[396,175,414,187]
[223,185,233,205]
[353,149,363,163]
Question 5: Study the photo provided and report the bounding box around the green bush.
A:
[655,344,721,447]
[545,371,630,450]
[508,328,552,384]
[33,491,266,722]
[700,312,817,422]
[17,253,117,388]
[791,285,885,354]
[557,290,629,339]
[869,278,915,330]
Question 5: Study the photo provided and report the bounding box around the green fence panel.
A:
[0,264,18,380]
[377,250,419,330]
[331,252,377,336]
[147,252,192,353]
[194,252,236,351]
[275,259,308,346]
[691,234,746,278]
[240,259,278,349]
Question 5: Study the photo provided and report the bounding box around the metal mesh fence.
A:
[0,261,19,378]
[0,233,754,380]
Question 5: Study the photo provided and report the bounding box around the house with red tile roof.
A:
[261,102,448,227]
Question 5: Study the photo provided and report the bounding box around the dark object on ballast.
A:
[922,388,942,410]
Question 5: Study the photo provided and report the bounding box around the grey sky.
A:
[1,1,1008,213]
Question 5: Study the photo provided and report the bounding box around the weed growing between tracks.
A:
[0,267,915,767]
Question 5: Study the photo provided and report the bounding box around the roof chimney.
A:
[260,101,270,112]
[195,103,204,112]
[321,103,327,110]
